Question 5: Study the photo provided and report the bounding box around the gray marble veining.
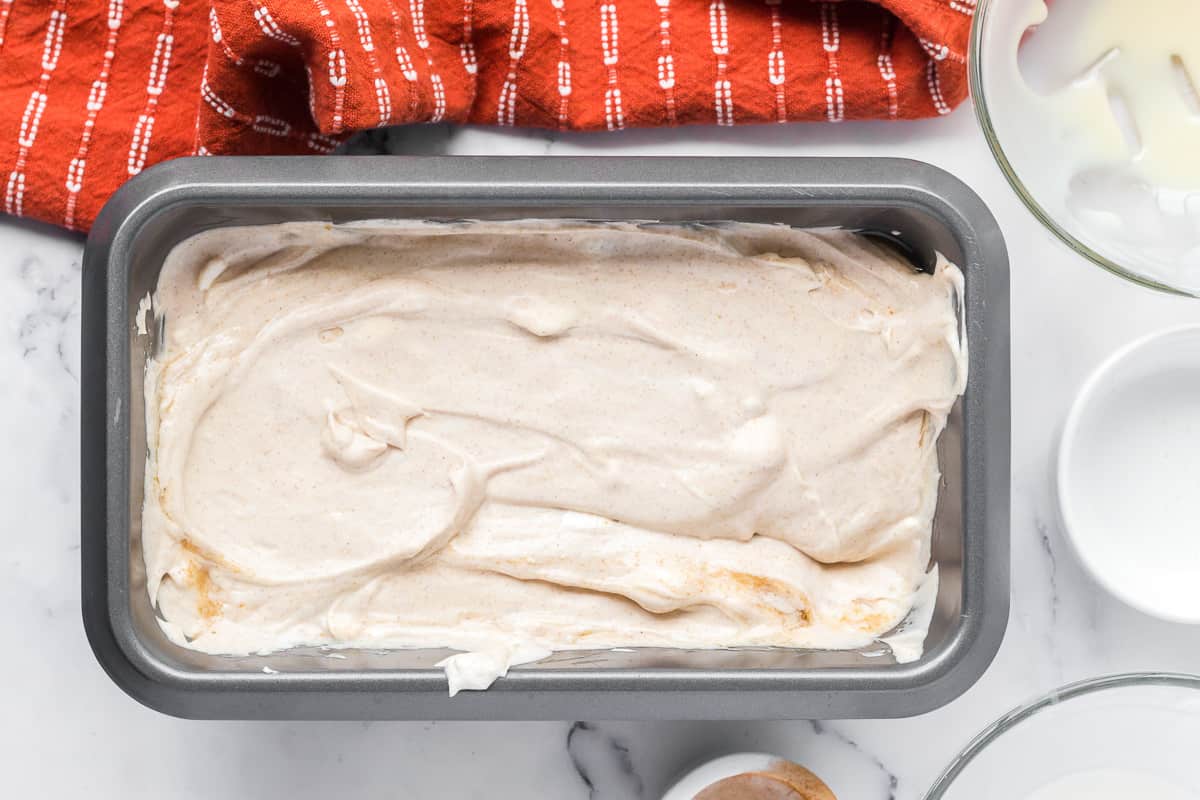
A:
[2,113,1199,798]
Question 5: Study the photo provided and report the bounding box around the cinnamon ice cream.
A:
[141,221,966,693]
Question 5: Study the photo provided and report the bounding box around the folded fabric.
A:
[0,0,972,230]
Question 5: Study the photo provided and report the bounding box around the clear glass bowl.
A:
[970,0,1200,297]
[924,674,1200,799]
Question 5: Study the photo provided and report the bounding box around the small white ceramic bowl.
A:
[661,754,782,799]
[1057,324,1200,622]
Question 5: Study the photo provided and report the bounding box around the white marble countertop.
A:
[3,105,1198,798]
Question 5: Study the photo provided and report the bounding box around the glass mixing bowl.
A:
[924,674,1200,799]
[971,0,1200,297]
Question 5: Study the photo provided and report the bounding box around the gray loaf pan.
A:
[81,156,1010,720]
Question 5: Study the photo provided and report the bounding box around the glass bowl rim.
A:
[968,0,1194,298]
[923,672,1200,799]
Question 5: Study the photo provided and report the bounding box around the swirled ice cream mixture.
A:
[142,221,966,694]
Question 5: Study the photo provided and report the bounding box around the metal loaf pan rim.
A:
[81,156,1010,720]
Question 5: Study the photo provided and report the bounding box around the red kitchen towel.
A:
[0,0,972,230]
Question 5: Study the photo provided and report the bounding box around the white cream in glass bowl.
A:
[972,0,1200,295]
[924,674,1200,800]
